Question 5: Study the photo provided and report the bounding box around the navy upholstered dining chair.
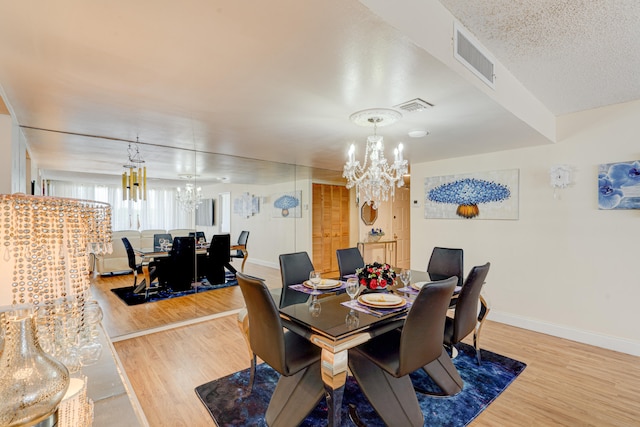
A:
[348,277,459,427]
[236,272,324,426]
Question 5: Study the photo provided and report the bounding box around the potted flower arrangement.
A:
[356,262,396,291]
[368,228,385,242]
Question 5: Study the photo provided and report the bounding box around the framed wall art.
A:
[272,191,302,218]
[598,160,640,210]
[424,169,519,219]
[233,192,260,218]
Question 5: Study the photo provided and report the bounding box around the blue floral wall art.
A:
[272,191,302,218]
[598,160,640,210]
[424,169,519,219]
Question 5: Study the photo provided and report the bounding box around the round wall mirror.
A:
[361,203,378,225]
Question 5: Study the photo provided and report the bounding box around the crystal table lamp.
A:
[0,194,112,426]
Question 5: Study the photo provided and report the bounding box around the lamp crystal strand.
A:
[343,123,408,209]
[0,194,112,372]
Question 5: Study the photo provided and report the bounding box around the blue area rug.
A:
[195,342,526,426]
[111,274,237,306]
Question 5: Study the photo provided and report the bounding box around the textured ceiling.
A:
[439,0,640,115]
[0,0,637,186]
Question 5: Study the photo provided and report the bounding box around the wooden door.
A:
[312,183,350,275]
[392,187,410,269]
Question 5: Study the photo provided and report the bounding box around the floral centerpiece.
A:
[356,262,396,290]
[368,228,385,242]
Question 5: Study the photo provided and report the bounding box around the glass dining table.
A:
[271,269,434,426]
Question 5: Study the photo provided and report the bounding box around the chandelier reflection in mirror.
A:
[343,109,409,209]
[177,175,203,212]
[122,137,147,202]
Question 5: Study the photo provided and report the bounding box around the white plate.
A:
[358,293,406,308]
[303,279,342,290]
[410,281,432,291]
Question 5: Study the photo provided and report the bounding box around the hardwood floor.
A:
[95,264,640,427]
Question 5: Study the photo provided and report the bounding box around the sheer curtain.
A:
[48,181,192,231]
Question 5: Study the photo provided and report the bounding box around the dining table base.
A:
[321,348,348,426]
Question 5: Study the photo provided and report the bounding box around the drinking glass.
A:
[309,296,321,317]
[345,309,360,330]
[346,278,359,301]
[309,271,321,292]
[399,269,411,287]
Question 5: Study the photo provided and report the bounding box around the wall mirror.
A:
[361,202,378,225]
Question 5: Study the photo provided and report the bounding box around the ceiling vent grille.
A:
[454,23,495,89]
[394,98,433,113]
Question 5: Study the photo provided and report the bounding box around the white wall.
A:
[201,180,312,269]
[410,99,640,356]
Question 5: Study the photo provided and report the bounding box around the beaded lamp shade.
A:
[0,194,112,370]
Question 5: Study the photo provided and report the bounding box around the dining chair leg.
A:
[240,250,248,272]
[248,354,257,392]
[474,294,490,365]
[265,362,324,427]
[418,347,463,396]
[348,350,423,427]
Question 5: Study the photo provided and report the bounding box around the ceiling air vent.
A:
[394,98,433,113]
[454,23,495,89]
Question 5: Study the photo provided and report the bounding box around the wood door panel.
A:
[312,183,350,274]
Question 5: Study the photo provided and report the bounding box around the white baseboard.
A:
[489,310,640,357]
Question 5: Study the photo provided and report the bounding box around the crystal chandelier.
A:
[343,109,409,209]
[122,137,147,202]
[177,176,203,212]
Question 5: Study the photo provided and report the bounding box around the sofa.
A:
[93,229,195,275]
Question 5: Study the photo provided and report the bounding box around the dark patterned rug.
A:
[195,342,526,426]
[111,273,237,306]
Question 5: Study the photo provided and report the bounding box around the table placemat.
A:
[341,297,412,317]
[289,282,346,296]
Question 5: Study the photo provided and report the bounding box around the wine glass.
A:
[399,269,411,288]
[309,271,321,292]
[346,278,359,301]
[345,309,359,330]
[309,296,321,317]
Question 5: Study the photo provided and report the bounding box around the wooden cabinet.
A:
[312,183,350,275]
